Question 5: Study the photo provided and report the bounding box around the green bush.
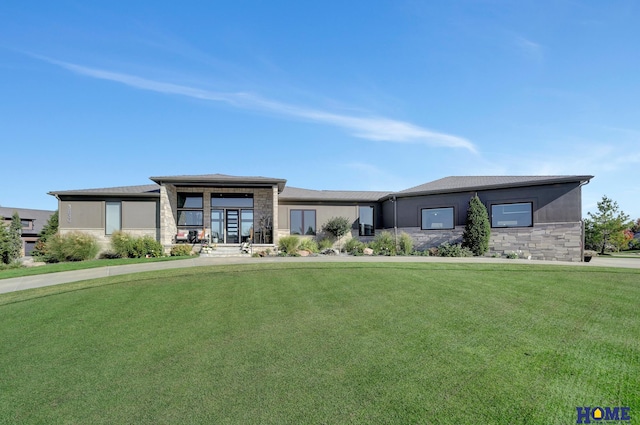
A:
[170,245,193,256]
[317,237,334,250]
[462,195,491,256]
[47,232,100,262]
[111,232,164,258]
[321,217,352,240]
[437,242,473,257]
[343,238,366,255]
[398,232,414,256]
[278,235,300,254]
[298,238,319,253]
[370,231,396,256]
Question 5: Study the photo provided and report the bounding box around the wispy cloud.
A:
[39,56,477,153]
[513,36,543,62]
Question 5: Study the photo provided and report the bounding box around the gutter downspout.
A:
[393,195,398,248]
[579,179,591,262]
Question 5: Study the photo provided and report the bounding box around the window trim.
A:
[290,209,317,236]
[421,206,455,230]
[490,202,533,228]
[358,205,375,236]
[105,201,122,235]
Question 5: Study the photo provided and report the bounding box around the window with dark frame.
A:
[491,202,533,228]
[105,201,121,235]
[290,210,316,235]
[359,206,374,236]
[421,207,454,230]
[177,193,203,227]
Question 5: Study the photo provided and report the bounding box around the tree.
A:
[0,212,23,264]
[321,217,352,250]
[462,194,491,256]
[32,210,59,259]
[586,195,630,254]
[631,218,640,234]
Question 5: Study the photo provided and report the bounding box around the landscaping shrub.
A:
[111,232,164,258]
[47,232,100,262]
[170,245,193,256]
[343,238,366,255]
[370,231,396,256]
[317,237,334,250]
[278,235,300,254]
[298,238,319,253]
[398,232,414,256]
[462,194,491,256]
[321,217,351,240]
[437,242,473,257]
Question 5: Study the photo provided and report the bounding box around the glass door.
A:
[211,209,224,243]
[226,210,239,243]
[240,209,254,242]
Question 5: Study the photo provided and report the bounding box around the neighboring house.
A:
[0,207,55,256]
[48,173,593,261]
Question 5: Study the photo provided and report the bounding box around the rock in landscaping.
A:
[363,247,374,256]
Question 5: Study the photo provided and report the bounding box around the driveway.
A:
[1,255,638,295]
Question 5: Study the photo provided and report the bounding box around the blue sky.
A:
[1,0,639,219]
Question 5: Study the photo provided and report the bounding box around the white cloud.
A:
[514,36,543,62]
[40,56,477,153]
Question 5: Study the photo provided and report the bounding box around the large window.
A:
[359,206,374,236]
[105,202,121,235]
[177,193,203,227]
[491,202,533,228]
[421,207,454,230]
[290,210,316,235]
[211,193,253,208]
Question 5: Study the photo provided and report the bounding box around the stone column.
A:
[159,184,178,248]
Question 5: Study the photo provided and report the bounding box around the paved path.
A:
[1,255,638,295]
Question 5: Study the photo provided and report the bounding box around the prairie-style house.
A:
[49,174,593,261]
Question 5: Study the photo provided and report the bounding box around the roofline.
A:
[149,175,287,192]
[383,175,595,200]
[48,191,160,198]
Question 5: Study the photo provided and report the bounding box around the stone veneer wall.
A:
[390,221,583,262]
[159,184,276,249]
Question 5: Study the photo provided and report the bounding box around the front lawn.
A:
[0,263,638,424]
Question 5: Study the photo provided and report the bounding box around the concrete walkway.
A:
[1,255,638,295]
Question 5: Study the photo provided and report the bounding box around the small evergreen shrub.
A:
[462,194,491,256]
[398,232,414,256]
[370,231,396,256]
[278,235,300,254]
[344,238,366,255]
[437,242,473,257]
[298,238,319,253]
[47,232,100,262]
[170,245,193,256]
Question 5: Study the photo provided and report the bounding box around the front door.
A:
[226,210,239,244]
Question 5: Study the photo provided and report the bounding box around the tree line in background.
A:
[584,195,639,254]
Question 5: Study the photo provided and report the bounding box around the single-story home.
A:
[0,207,55,256]
[49,173,593,261]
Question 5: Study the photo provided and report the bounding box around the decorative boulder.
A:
[363,247,374,256]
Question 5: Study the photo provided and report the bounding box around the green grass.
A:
[0,256,191,280]
[1,263,638,424]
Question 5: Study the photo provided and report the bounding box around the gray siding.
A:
[122,200,158,229]
[386,182,582,228]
